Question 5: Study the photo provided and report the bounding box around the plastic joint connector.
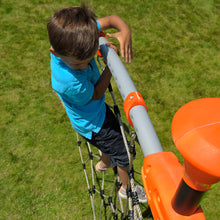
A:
[124,92,148,127]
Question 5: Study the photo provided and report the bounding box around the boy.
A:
[47,5,147,203]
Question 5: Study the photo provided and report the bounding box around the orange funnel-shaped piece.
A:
[171,98,220,215]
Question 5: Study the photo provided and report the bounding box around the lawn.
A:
[0,0,219,219]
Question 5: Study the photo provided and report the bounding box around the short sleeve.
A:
[96,20,101,32]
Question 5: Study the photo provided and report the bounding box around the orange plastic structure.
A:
[97,32,108,57]
[124,92,148,126]
[142,152,205,220]
[142,98,220,218]
[171,98,220,191]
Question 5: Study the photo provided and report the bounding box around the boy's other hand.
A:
[106,42,119,55]
[107,31,133,63]
[103,42,119,64]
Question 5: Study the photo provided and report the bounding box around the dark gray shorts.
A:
[84,105,129,168]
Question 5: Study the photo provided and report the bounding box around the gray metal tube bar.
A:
[99,37,163,156]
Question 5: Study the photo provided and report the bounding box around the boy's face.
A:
[61,55,93,70]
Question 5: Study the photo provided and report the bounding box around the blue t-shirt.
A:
[50,21,106,139]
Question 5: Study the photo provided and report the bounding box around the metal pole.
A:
[99,37,163,157]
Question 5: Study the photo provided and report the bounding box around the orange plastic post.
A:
[124,92,148,126]
[171,98,220,215]
[97,32,108,57]
[142,152,205,219]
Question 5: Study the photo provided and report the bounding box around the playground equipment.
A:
[77,78,145,220]
[99,36,220,219]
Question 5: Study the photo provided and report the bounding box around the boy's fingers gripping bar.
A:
[124,92,148,127]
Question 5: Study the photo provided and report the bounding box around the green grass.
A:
[0,0,220,219]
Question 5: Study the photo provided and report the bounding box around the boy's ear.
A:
[49,48,59,57]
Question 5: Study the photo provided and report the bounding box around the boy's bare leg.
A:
[117,166,129,189]
[99,153,111,168]
[99,155,129,189]
[118,166,148,203]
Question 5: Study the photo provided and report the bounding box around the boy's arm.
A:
[97,15,133,63]
[91,66,111,100]
[92,42,118,100]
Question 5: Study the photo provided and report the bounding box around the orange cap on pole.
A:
[124,92,148,126]
[171,98,220,191]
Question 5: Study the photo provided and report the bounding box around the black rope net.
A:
[76,57,149,219]
[77,129,147,220]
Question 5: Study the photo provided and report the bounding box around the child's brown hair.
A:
[47,5,99,60]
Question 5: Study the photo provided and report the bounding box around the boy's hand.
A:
[102,42,119,64]
[106,42,119,55]
[98,15,133,63]
[107,30,133,63]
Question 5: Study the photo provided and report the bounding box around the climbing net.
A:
[76,57,148,220]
